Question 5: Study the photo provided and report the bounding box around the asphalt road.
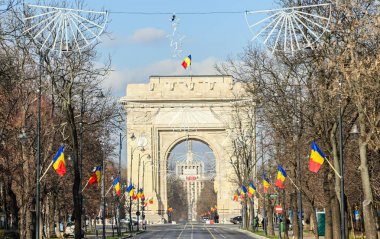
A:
[133,222,260,239]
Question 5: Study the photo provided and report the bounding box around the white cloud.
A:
[128,28,166,44]
[102,57,222,97]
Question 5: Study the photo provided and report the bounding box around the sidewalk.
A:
[238,226,323,239]
[84,227,146,238]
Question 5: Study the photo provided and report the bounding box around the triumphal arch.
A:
[120,75,253,223]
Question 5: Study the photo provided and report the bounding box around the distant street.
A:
[133,222,260,239]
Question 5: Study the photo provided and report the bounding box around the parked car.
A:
[63,222,84,238]
[230,216,242,224]
[200,216,209,223]
[120,217,138,226]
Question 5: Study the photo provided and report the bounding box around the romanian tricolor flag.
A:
[112,177,121,196]
[141,190,145,200]
[52,146,66,176]
[233,191,239,201]
[88,166,102,185]
[275,165,287,189]
[248,182,256,198]
[241,185,248,196]
[126,183,134,197]
[181,54,191,69]
[263,174,270,193]
[309,142,326,173]
[137,188,144,199]
[132,190,138,200]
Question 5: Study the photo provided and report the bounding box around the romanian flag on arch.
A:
[88,166,102,185]
[275,165,287,189]
[248,182,256,198]
[112,177,121,196]
[181,54,191,69]
[263,174,270,193]
[309,142,326,173]
[52,145,66,176]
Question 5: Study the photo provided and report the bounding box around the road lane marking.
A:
[204,224,216,239]
[191,223,194,239]
[177,223,188,239]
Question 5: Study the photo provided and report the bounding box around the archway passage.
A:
[121,75,249,223]
[167,139,216,222]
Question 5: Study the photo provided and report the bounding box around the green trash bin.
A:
[280,222,284,232]
[316,212,325,236]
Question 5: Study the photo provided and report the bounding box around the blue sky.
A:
[73,0,278,96]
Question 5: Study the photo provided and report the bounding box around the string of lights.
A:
[109,10,248,15]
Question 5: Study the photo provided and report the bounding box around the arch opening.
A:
[166,138,217,222]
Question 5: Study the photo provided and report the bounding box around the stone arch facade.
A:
[120,75,253,223]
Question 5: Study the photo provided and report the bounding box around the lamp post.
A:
[261,131,267,236]
[137,153,151,231]
[117,132,127,236]
[141,159,152,226]
[101,145,106,239]
[295,85,303,239]
[35,53,43,239]
[338,80,346,239]
[79,89,85,235]
[128,133,147,233]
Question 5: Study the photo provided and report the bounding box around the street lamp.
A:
[128,133,147,233]
[101,142,106,239]
[117,132,127,236]
[260,131,267,235]
[338,80,346,239]
[137,153,151,231]
[141,159,152,227]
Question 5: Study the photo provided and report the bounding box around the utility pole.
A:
[262,132,267,235]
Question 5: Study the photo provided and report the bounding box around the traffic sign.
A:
[275,205,283,213]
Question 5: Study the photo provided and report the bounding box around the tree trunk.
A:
[282,189,289,239]
[65,102,82,239]
[324,172,333,239]
[330,122,341,203]
[310,208,319,239]
[267,199,275,236]
[249,198,254,231]
[55,201,62,238]
[358,137,378,239]
[291,191,299,239]
[330,179,341,239]
[363,200,378,239]
[242,200,248,229]
[48,195,56,238]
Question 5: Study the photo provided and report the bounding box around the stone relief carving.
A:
[133,108,161,123]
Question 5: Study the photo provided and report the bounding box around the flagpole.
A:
[81,179,90,192]
[105,184,113,196]
[39,160,54,182]
[286,176,300,191]
[325,157,342,178]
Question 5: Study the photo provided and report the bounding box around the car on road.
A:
[230,216,242,224]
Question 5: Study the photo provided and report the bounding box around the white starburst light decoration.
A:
[24,4,108,54]
[245,3,331,53]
